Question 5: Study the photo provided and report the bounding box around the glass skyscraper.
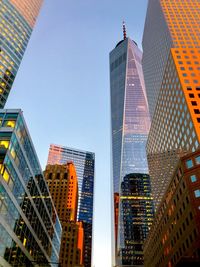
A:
[110,31,153,266]
[0,109,61,267]
[0,0,43,107]
[47,144,95,267]
[142,0,200,209]
[120,174,154,266]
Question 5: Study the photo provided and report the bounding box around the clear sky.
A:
[6,0,148,266]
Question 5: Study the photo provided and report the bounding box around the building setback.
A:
[142,0,200,210]
[44,163,84,267]
[144,149,200,267]
[0,0,43,107]
[110,25,153,266]
[0,109,61,267]
[47,145,95,267]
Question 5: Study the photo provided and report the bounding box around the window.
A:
[186,159,193,169]
[191,101,197,106]
[195,155,200,164]
[194,190,200,198]
[194,109,200,114]
[190,175,197,182]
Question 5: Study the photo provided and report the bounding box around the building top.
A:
[49,143,95,157]
[115,22,138,48]
[10,0,43,28]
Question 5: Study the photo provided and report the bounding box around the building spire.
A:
[123,21,127,40]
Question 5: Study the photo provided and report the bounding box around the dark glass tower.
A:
[110,26,153,266]
[47,144,95,267]
[120,173,154,266]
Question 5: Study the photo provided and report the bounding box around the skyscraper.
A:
[120,173,154,266]
[110,25,153,266]
[44,163,84,267]
[47,144,95,267]
[0,0,43,107]
[142,0,200,209]
[0,109,61,266]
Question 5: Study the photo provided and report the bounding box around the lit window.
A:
[4,120,15,128]
[2,168,9,183]
[195,156,200,165]
[0,140,9,149]
[194,190,200,198]
[186,159,193,169]
[190,175,197,183]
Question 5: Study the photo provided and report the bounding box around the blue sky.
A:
[6,0,148,266]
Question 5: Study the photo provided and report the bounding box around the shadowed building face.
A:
[0,0,43,107]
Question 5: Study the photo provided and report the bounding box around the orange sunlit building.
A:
[44,163,84,267]
[142,0,200,209]
[144,149,200,267]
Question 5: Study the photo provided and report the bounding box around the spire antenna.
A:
[123,21,127,40]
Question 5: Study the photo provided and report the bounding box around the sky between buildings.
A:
[6,0,148,266]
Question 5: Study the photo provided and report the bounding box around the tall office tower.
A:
[47,145,95,267]
[142,0,200,209]
[0,0,43,107]
[110,24,152,266]
[120,174,154,266]
[44,163,84,267]
[0,109,61,267]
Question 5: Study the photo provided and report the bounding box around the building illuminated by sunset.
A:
[142,0,200,209]
[44,163,84,267]
[144,150,200,267]
[110,25,153,266]
[47,145,94,267]
[0,0,43,107]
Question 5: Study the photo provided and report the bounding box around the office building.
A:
[120,173,154,266]
[144,149,200,267]
[47,145,95,267]
[0,109,61,267]
[110,24,152,266]
[142,0,200,209]
[0,0,43,107]
[44,163,84,267]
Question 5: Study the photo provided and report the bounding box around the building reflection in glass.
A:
[0,109,61,266]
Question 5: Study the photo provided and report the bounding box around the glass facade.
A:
[0,109,61,267]
[143,0,200,210]
[120,174,154,266]
[47,145,95,267]
[110,37,152,266]
[0,0,43,107]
